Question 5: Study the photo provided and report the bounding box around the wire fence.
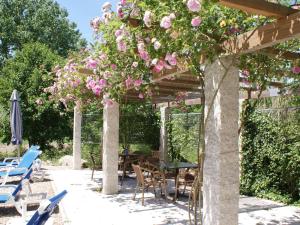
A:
[168,112,201,163]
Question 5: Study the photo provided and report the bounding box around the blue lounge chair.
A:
[0,169,33,214]
[26,190,67,225]
[0,146,40,167]
[0,147,42,185]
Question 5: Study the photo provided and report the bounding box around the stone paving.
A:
[48,167,300,225]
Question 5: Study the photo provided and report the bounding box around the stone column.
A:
[73,104,82,170]
[159,106,170,162]
[203,56,239,225]
[102,101,119,195]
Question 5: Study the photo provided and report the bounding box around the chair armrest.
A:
[0,185,17,190]
[3,157,18,163]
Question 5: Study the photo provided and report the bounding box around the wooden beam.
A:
[219,0,299,18]
[223,11,300,54]
[262,47,300,60]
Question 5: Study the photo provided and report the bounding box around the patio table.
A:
[161,162,198,201]
[119,153,139,184]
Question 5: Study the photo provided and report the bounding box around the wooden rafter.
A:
[219,0,299,18]
[223,11,300,54]
[262,47,300,60]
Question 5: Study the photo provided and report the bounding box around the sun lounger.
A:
[0,147,42,185]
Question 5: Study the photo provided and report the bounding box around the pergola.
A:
[72,1,300,225]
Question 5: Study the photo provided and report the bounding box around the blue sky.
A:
[55,0,119,44]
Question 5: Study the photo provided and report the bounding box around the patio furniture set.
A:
[0,146,66,224]
[118,150,199,206]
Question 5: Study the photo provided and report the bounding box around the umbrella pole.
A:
[17,145,20,162]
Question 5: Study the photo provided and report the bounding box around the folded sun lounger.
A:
[0,147,42,185]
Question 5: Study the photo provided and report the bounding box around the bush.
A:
[240,97,300,204]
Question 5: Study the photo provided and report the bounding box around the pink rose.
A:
[120,0,126,6]
[187,0,201,12]
[191,16,202,27]
[154,41,161,50]
[92,85,102,96]
[86,58,98,69]
[292,66,300,74]
[143,11,152,27]
[99,79,107,87]
[152,60,165,73]
[134,79,143,87]
[138,93,144,99]
[125,76,133,88]
[115,29,123,37]
[165,53,177,66]
[242,70,250,77]
[117,40,127,52]
[139,50,150,61]
[111,64,117,70]
[160,16,172,29]
[90,17,101,32]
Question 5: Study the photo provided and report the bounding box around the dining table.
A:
[161,161,198,200]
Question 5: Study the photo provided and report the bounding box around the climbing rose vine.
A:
[47,0,300,109]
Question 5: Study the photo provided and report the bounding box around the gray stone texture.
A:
[73,105,82,170]
[102,101,119,194]
[203,56,240,225]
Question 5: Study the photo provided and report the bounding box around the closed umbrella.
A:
[10,90,23,162]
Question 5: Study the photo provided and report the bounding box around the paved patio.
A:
[48,167,300,225]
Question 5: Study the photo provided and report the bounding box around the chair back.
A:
[11,169,33,198]
[17,146,41,170]
[26,190,67,225]
[132,164,144,185]
[151,151,160,159]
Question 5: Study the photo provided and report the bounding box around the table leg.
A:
[174,168,179,201]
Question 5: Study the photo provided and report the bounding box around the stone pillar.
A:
[102,101,119,195]
[73,105,82,170]
[203,56,239,225]
[159,106,170,162]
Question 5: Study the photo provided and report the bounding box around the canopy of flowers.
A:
[46,0,300,109]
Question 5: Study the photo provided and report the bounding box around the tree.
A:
[0,43,72,149]
[0,0,85,66]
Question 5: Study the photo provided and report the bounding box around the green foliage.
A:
[240,97,300,204]
[167,106,202,163]
[120,103,160,150]
[0,0,85,66]
[0,43,72,149]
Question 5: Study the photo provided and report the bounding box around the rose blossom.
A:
[125,76,134,88]
[111,64,117,70]
[86,58,98,69]
[92,85,102,96]
[90,17,101,31]
[191,16,202,27]
[152,60,165,73]
[134,79,143,88]
[292,66,300,74]
[154,41,161,50]
[138,93,144,99]
[160,16,172,29]
[139,50,150,61]
[187,0,201,12]
[165,52,177,66]
[132,62,138,68]
[120,0,126,5]
[115,29,123,37]
[117,40,127,52]
[143,11,152,27]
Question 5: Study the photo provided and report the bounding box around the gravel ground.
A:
[0,169,63,225]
